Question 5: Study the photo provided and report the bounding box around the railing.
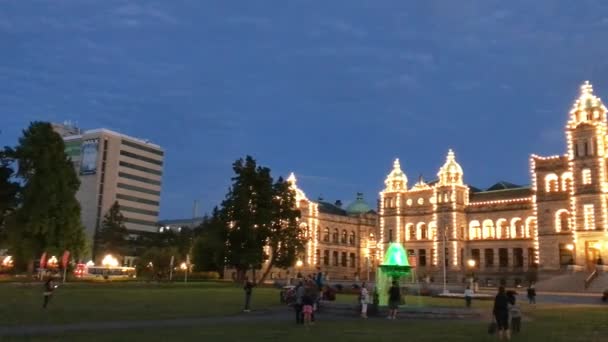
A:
[584,269,599,289]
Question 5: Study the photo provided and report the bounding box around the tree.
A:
[7,122,86,270]
[221,156,306,284]
[222,156,274,281]
[0,148,19,242]
[97,201,128,258]
[137,246,178,280]
[192,207,227,275]
[257,177,304,284]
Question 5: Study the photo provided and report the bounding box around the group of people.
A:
[293,278,321,325]
[492,284,537,340]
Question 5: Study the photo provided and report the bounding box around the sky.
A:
[2,1,608,220]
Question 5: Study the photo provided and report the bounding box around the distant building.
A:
[158,217,206,232]
[53,123,164,253]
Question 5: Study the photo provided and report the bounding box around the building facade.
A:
[54,124,164,253]
[380,81,608,286]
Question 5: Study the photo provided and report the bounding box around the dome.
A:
[346,193,372,215]
[438,149,464,186]
[569,81,607,125]
[287,172,308,203]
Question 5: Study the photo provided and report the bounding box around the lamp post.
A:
[180,262,188,283]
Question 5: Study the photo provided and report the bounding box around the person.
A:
[43,276,57,309]
[304,280,318,323]
[464,285,474,308]
[493,286,512,341]
[527,284,536,304]
[243,278,254,312]
[294,281,305,324]
[360,283,370,318]
[507,291,521,334]
[302,290,314,326]
[388,280,401,320]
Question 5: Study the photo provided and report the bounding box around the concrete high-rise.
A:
[54,123,164,251]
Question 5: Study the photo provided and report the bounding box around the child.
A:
[302,293,314,326]
[43,276,57,309]
[360,283,369,318]
[507,290,521,334]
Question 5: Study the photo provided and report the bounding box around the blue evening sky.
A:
[2,1,608,219]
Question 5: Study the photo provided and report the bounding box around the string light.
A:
[468,198,531,206]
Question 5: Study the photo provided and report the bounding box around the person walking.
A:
[360,282,370,318]
[42,275,57,309]
[493,286,512,341]
[464,285,474,308]
[294,281,305,324]
[387,280,401,320]
[526,284,536,304]
[302,291,314,327]
[243,278,254,312]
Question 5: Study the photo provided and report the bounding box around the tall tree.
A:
[8,122,86,270]
[257,177,304,284]
[0,148,19,236]
[192,207,227,275]
[97,201,128,257]
[223,156,274,281]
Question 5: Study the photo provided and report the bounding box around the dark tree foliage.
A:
[97,201,128,258]
[0,148,19,240]
[192,207,227,275]
[8,122,86,270]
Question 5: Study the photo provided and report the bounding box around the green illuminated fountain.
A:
[376,242,412,306]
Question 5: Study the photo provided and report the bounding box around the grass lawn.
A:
[5,306,607,342]
[0,282,280,326]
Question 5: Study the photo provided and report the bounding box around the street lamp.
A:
[467,259,476,289]
[180,262,188,283]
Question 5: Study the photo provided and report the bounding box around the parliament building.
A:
[288,81,608,286]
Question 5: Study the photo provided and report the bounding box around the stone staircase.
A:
[534,271,607,293]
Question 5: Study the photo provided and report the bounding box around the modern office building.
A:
[54,124,164,251]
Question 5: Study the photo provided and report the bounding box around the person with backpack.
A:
[493,286,513,341]
[464,285,474,308]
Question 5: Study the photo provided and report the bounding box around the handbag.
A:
[487,321,497,335]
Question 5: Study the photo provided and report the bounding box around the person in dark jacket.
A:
[493,286,513,340]
[387,281,401,320]
[43,276,57,309]
[294,281,305,324]
[526,284,536,304]
[243,278,254,312]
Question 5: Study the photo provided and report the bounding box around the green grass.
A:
[6,306,607,342]
[0,282,279,326]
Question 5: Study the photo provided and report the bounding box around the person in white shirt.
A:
[464,285,474,308]
[360,283,370,318]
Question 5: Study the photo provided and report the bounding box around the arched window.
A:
[349,253,356,268]
[332,229,339,243]
[482,220,495,239]
[418,223,428,240]
[526,217,536,238]
[469,220,481,240]
[545,174,559,192]
[341,230,348,244]
[582,169,592,185]
[511,218,524,238]
[316,227,321,241]
[561,172,573,192]
[407,224,416,241]
[349,231,356,245]
[496,219,509,239]
[323,228,330,242]
[429,222,437,240]
[555,210,570,232]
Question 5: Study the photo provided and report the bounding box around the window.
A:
[545,174,559,192]
[584,204,595,230]
[561,172,573,192]
[418,249,427,266]
[513,248,524,267]
[117,183,161,196]
[388,229,393,242]
[445,248,449,268]
[417,198,424,205]
[120,150,163,166]
[333,251,339,266]
[582,169,592,185]
[332,229,339,243]
[558,244,574,266]
[119,172,162,186]
[116,194,159,206]
[323,250,329,265]
[409,225,416,240]
[584,141,589,156]
[121,139,164,156]
[499,248,508,267]
[497,220,509,239]
[323,228,330,242]
[316,228,321,241]
[341,252,347,267]
[556,210,570,232]
[482,220,495,239]
[119,161,163,176]
[349,253,356,268]
[341,230,347,244]
[420,224,428,240]
[484,249,494,267]
[471,249,481,267]
[315,250,320,265]
[349,232,355,245]
[469,221,481,240]
[512,218,524,238]
[528,248,536,267]
[459,226,465,239]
